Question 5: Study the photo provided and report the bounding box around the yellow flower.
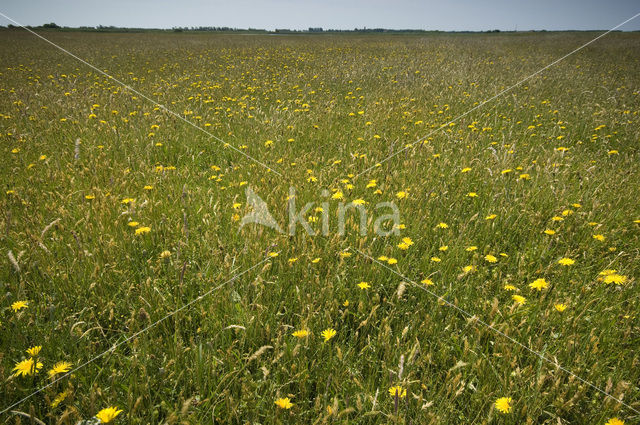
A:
[321,328,336,342]
[467,192,478,198]
[48,361,73,378]
[50,390,69,408]
[557,258,575,266]
[466,246,477,252]
[292,329,309,338]
[439,245,448,251]
[159,250,171,259]
[495,397,512,414]
[95,406,123,423]
[554,303,568,312]
[462,265,475,273]
[387,258,397,265]
[85,195,95,200]
[461,167,472,173]
[389,386,406,398]
[396,191,407,199]
[127,221,139,227]
[421,278,434,286]
[274,397,293,409]
[26,346,42,356]
[358,281,371,290]
[544,229,556,235]
[592,234,605,241]
[512,295,526,305]
[605,418,625,425]
[431,257,441,263]
[485,214,497,220]
[331,191,344,200]
[485,254,497,263]
[603,274,627,285]
[135,226,151,235]
[503,284,517,291]
[529,278,549,291]
[437,222,448,229]
[13,358,43,377]
[11,300,28,312]
[121,198,135,205]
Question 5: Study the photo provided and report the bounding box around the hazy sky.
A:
[0,0,639,31]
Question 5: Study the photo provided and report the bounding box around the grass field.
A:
[1,29,639,424]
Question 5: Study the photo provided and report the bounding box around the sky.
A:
[0,0,639,32]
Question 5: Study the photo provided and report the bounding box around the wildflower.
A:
[85,195,95,200]
[437,222,448,229]
[485,214,497,220]
[352,199,366,205]
[396,191,407,199]
[331,191,344,200]
[95,406,123,423]
[439,245,448,251]
[593,234,606,241]
[387,258,397,265]
[402,237,414,246]
[554,303,568,312]
[544,229,556,235]
[121,198,135,205]
[339,251,352,258]
[461,167,472,173]
[495,397,512,414]
[48,361,73,378]
[159,250,171,259]
[135,226,151,235]
[603,274,627,285]
[421,278,434,286]
[466,246,477,252]
[485,254,497,263]
[431,257,441,262]
[467,192,478,198]
[389,386,406,398]
[11,300,28,312]
[127,221,139,227]
[13,358,43,377]
[558,258,575,266]
[529,278,549,291]
[512,295,526,305]
[321,328,336,342]
[503,284,517,291]
[292,329,309,338]
[275,398,293,409]
[358,281,371,290]
[26,346,42,356]
[462,265,475,273]
[51,390,69,408]
[605,418,624,425]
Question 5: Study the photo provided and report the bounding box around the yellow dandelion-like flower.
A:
[431,257,441,262]
[592,234,606,241]
[48,361,73,378]
[358,281,371,290]
[396,191,407,199]
[387,258,397,265]
[529,278,549,291]
[554,303,568,312]
[50,390,69,408]
[292,329,309,338]
[512,295,526,305]
[95,406,123,423]
[159,250,171,259]
[603,274,627,285]
[485,254,498,263]
[321,328,336,342]
[11,300,28,312]
[437,222,449,229]
[503,284,517,291]
[331,191,344,200]
[544,229,556,235]
[421,278,434,286]
[389,386,407,398]
[26,346,42,357]
[605,418,625,425]
[495,397,512,414]
[13,358,43,377]
[557,258,575,266]
[462,265,475,273]
[274,397,293,409]
[135,226,151,235]
[485,214,497,220]
[466,246,478,252]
